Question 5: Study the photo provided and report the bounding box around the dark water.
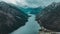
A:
[11,14,40,34]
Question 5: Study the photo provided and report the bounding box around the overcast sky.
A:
[1,0,60,8]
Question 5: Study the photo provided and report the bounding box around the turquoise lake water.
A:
[11,14,40,34]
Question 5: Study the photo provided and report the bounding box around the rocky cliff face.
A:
[0,1,28,34]
[36,2,60,32]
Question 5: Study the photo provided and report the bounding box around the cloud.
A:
[16,0,28,7]
[16,0,41,8]
[0,0,60,8]
[2,0,17,4]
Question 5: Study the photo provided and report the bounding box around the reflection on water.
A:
[11,14,40,34]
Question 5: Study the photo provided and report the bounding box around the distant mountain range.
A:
[19,6,43,15]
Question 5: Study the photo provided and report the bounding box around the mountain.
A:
[19,6,43,15]
[36,2,60,32]
[30,7,43,15]
[0,1,29,34]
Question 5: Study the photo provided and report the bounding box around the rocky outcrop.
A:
[0,1,28,34]
[36,2,60,32]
